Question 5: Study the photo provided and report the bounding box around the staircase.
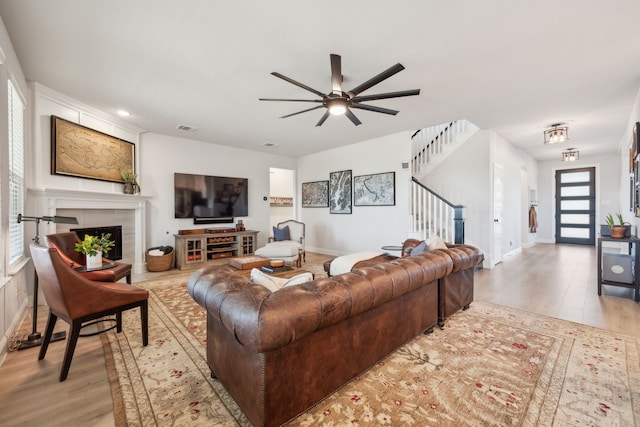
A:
[409,119,479,243]
[411,119,479,180]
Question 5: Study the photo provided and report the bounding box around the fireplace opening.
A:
[71,225,123,260]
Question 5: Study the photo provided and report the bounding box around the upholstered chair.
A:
[44,232,132,284]
[29,243,149,381]
[255,219,305,267]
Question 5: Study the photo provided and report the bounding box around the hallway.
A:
[475,242,640,337]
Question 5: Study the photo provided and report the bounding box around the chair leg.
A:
[140,301,149,346]
[38,311,58,360]
[116,311,123,333]
[59,320,81,381]
[126,273,131,284]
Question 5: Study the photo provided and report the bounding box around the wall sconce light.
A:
[544,123,569,144]
[562,148,579,162]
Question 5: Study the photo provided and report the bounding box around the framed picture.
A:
[301,181,329,208]
[51,115,135,183]
[329,170,352,214]
[354,171,395,206]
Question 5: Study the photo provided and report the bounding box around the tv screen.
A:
[174,173,248,219]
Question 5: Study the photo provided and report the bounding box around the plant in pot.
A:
[120,169,140,194]
[74,233,115,269]
[605,213,630,239]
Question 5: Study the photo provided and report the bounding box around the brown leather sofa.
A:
[324,239,484,326]
[188,250,455,427]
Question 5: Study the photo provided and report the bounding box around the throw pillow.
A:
[426,234,448,250]
[250,268,313,292]
[273,225,291,241]
[410,241,427,256]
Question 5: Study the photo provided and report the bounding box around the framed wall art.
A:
[354,171,395,206]
[301,180,329,207]
[51,115,135,183]
[329,170,352,214]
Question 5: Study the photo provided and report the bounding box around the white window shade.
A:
[8,80,25,265]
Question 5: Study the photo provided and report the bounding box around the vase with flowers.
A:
[120,169,140,194]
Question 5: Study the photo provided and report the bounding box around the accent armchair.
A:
[44,232,132,284]
[29,243,149,381]
[255,219,305,267]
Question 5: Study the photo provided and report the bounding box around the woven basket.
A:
[147,248,174,272]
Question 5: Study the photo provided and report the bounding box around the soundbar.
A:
[193,217,233,225]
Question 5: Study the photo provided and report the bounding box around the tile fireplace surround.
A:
[27,189,150,273]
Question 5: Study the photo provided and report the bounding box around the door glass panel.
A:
[561,214,590,224]
[561,200,590,210]
[560,186,590,197]
[561,171,590,183]
[560,227,590,238]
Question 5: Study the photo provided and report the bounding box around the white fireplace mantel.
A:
[27,188,151,273]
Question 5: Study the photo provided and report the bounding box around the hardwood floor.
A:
[0,244,638,426]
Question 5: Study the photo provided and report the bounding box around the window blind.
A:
[8,80,25,265]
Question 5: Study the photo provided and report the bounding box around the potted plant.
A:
[74,233,115,269]
[120,169,140,194]
[605,213,630,239]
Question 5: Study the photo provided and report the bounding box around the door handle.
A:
[494,219,499,223]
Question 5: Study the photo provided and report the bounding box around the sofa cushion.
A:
[273,225,290,241]
[426,234,447,250]
[250,268,313,292]
[410,241,427,256]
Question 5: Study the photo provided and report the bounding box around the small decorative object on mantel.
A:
[236,219,245,231]
[120,169,140,194]
[605,213,631,239]
[74,233,115,269]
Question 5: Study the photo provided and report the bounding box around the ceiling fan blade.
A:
[330,54,342,95]
[259,98,322,102]
[271,72,327,98]
[347,63,405,97]
[281,105,324,119]
[315,110,330,127]
[351,89,420,103]
[351,103,399,115]
[345,109,362,126]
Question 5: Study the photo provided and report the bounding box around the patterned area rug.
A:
[103,273,640,426]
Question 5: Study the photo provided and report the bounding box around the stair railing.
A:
[410,177,464,244]
[411,119,477,175]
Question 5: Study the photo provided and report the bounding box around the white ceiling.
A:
[1,1,640,160]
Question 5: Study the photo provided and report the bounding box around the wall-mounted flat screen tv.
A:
[174,173,248,219]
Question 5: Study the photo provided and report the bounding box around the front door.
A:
[555,167,595,245]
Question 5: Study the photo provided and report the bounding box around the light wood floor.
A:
[0,243,638,426]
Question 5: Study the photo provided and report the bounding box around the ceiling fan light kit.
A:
[260,54,420,126]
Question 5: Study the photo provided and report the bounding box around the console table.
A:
[175,230,259,270]
[597,236,640,302]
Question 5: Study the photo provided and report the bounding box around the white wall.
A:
[537,153,620,243]
[298,132,412,256]
[139,133,296,249]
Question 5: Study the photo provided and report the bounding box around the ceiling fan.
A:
[259,54,420,126]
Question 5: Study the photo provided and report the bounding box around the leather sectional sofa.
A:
[325,239,484,326]
[188,243,482,427]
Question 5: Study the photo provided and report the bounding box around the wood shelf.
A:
[174,230,258,270]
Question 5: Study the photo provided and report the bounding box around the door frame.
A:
[551,163,600,245]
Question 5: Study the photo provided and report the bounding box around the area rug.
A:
[102,273,640,426]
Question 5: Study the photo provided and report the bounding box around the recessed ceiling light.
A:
[176,124,198,132]
[263,142,278,147]
[117,110,130,117]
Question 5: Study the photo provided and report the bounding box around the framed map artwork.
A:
[301,180,329,208]
[354,171,395,206]
[329,170,352,214]
[51,115,135,183]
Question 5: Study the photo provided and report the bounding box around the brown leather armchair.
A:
[29,243,149,381]
[44,232,132,284]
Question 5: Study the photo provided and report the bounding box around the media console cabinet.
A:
[174,230,259,270]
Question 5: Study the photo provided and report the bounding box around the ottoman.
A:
[255,241,301,267]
